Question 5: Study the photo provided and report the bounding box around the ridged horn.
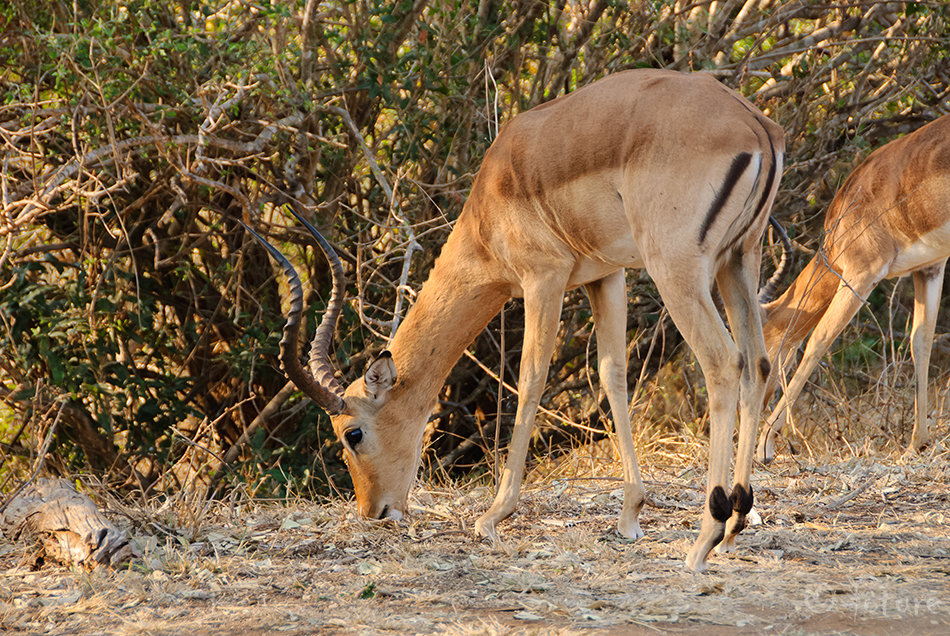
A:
[242,206,347,416]
[285,203,348,405]
[758,216,792,304]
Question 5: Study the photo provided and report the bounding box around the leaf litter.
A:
[2,442,950,635]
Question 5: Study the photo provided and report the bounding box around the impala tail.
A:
[759,216,792,305]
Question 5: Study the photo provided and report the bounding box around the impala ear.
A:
[363,351,397,401]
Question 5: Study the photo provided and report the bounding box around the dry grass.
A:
[2,368,950,636]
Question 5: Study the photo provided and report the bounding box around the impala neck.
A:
[762,253,841,359]
[385,226,510,417]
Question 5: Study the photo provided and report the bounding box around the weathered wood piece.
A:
[0,478,134,567]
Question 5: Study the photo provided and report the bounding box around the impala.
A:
[247,69,785,572]
[757,113,950,463]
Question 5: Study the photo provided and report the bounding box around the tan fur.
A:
[758,114,950,462]
[327,69,785,572]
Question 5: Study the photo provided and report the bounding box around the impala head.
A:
[243,205,418,521]
[331,351,429,521]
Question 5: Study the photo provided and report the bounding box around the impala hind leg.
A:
[909,261,946,454]
[648,274,742,571]
[587,270,646,540]
[756,276,874,463]
[475,276,567,541]
[713,250,770,554]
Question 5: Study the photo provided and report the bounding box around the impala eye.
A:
[344,428,363,449]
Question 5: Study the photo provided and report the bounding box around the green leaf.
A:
[358,582,376,599]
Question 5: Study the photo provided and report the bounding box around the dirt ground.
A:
[2,445,950,636]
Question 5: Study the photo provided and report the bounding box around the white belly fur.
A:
[888,222,950,278]
[566,236,644,290]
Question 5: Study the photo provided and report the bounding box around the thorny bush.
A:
[0,1,948,505]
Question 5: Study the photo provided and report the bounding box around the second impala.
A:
[248,69,785,572]
[758,113,950,463]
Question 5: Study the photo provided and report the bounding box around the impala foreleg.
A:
[475,278,566,541]
[756,395,789,464]
[588,270,646,540]
[909,262,945,453]
[756,279,871,463]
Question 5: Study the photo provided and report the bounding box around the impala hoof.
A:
[909,432,931,455]
[714,535,737,554]
[684,544,710,573]
[685,520,726,572]
[474,514,499,542]
[618,517,645,541]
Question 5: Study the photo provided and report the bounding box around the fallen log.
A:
[0,478,134,567]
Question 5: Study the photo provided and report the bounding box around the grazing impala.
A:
[247,69,785,572]
[757,113,950,463]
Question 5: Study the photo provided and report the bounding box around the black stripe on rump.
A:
[699,152,752,245]
[722,131,779,255]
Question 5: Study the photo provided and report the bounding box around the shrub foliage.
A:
[1,1,948,499]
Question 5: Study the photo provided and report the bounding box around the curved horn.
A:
[758,216,792,304]
[285,203,348,403]
[241,209,346,416]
